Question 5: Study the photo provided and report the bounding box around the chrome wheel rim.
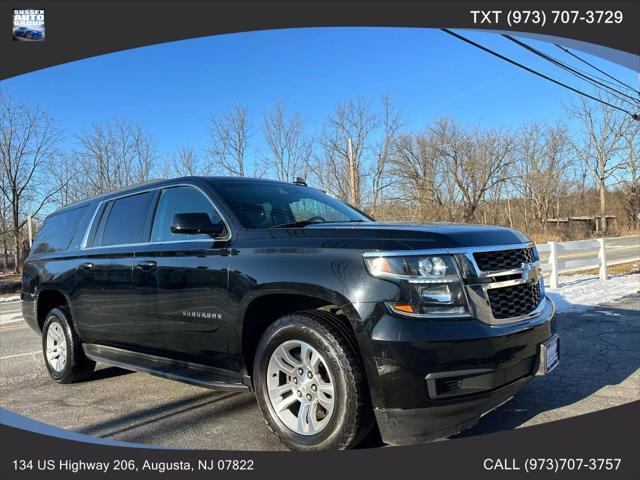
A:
[45,321,67,372]
[266,340,335,436]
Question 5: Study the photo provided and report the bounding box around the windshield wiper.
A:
[271,220,324,229]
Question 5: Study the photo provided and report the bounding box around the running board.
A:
[83,344,249,392]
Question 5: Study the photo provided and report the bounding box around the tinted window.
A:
[85,203,108,248]
[100,192,153,246]
[151,186,222,242]
[214,181,371,228]
[31,205,88,254]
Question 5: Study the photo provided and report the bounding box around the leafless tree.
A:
[0,95,61,270]
[390,129,455,221]
[369,96,402,217]
[208,104,251,176]
[169,145,207,177]
[262,102,313,182]
[317,97,380,207]
[388,118,515,224]
[618,121,640,228]
[513,122,573,231]
[431,118,515,223]
[48,151,81,207]
[5,84,640,251]
[0,172,11,271]
[567,97,633,233]
[75,119,158,197]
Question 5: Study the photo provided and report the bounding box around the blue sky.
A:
[3,27,638,166]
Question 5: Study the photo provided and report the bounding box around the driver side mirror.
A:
[171,213,226,237]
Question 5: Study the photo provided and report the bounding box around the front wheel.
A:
[254,311,373,450]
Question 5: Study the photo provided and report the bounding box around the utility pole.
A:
[347,137,357,206]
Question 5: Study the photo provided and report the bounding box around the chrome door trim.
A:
[80,183,233,250]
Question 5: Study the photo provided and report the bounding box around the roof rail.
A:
[52,178,170,213]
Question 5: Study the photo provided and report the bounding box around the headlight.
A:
[364,254,458,281]
[363,253,469,318]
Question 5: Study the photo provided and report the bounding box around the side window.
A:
[100,192,153,246]
[31,205,88,254]
[151,186,222,242]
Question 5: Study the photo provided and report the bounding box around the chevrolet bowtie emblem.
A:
[521,263,539,283]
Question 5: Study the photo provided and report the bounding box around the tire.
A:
[42,307,95,383]
[254,310,373,450]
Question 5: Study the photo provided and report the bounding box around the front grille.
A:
[474,247,535,271]
[487,281,542,319]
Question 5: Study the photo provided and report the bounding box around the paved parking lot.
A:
[1,294,639,450]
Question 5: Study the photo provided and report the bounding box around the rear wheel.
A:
[254,311,372,450]
[42,307,95,383]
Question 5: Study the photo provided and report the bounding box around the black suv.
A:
[22,176,558,450]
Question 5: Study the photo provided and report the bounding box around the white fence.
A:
[536,236,640,288]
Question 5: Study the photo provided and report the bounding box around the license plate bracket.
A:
[537,334,560,375]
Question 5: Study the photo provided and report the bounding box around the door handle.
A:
[79,262,94,270]
[135,261,157,270]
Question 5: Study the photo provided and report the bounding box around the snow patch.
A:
[0,295,20,303]
[545,273,640,313]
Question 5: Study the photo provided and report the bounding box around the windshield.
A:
[212,180,373,229]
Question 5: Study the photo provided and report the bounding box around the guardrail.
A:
[536,236,640,288]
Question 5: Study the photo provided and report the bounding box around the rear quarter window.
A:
[31,205,89,254]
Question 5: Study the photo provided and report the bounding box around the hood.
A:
[270,222,530,250]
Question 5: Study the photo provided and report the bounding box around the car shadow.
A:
[78,390,245,439]
[123,393,260,446]
[88,366,133,381]
[454,294,640,438]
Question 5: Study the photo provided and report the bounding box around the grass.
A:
[570,261,640,277]
[527,228,640,244]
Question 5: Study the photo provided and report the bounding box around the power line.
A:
[554,44,640,95]
[549,48,639,95]
[504,35,638,104]
[502,34,639,107]
[558,60,640,95]
[441,29,637,118]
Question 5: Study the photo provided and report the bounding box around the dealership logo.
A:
[12,9,45,41]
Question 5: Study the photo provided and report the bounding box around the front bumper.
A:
[375,375,529,445]
[356,296,556,445]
